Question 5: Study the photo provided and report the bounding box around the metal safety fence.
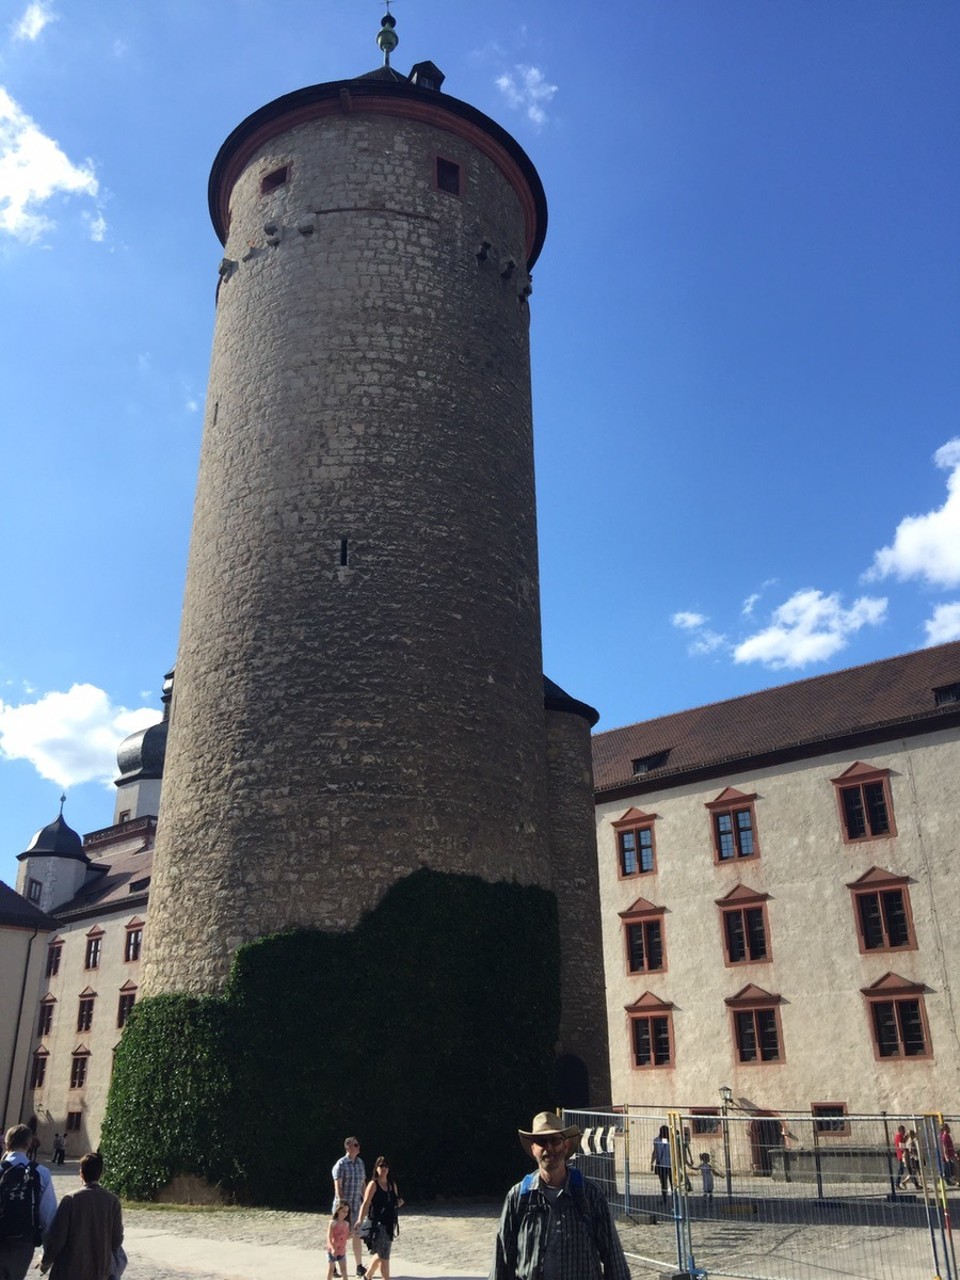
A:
[564,1107,960,1280]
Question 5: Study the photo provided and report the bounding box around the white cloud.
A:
[84,208,107,242]
[0,87,98,243]
[734,589,887,670]
[671,610,707,631]
[924,602,960,647]
[866,439,960,588]
[0,684,162,788]
[689,629,727,656]
[12,2,56,42]
[495,65,557,127]
[741,593,759,617]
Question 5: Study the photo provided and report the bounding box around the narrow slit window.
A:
[339,538,349,567]
[436,158,460,196]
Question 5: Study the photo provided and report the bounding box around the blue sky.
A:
[1,0,958,885]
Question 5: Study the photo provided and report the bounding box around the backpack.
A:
[0,1158,42,1245]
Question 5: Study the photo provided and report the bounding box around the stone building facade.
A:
[594,641,960,1125]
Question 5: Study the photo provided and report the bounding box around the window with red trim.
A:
[862,974,931,1059]
[66,1112,81,1132]
[832,763,896,843]
[706,789,759,864]
[812,1103,849,1135]
[847,869,915,953]
[117,987,137,1029]
[84,932,102,971]
[612,808,658,878]
[717,886,771,965]
[46,942,62,978]
[30,1052,47,1090]
[70,1051,89,1089]
[690,1108,720,1135]
[727,985,784,1063]
[37,998,54,1038]
[626,993,674,1069]
[619,898,666,974]
[76,996,95,1033]
[125,926,143,963]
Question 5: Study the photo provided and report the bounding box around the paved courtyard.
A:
[42,1165,949,1280]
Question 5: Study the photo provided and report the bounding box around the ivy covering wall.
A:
[101,870,561,1205]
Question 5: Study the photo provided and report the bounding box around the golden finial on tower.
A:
[376,3,399,67]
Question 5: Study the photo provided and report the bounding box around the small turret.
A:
[16,796,88,913]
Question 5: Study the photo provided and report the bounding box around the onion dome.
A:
[115,667,173,784]
[18,808,84,863]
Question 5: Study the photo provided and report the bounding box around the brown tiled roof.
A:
[54,847,153,921]
[593,641,960,796]
[0,881,58,931]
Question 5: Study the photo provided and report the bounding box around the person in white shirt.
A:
[0,1124,57,1280]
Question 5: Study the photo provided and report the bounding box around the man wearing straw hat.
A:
[491,1112,630,1280]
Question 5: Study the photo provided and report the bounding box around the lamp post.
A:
[720,1085,734,1199]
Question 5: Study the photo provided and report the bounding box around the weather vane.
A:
[376,1,399,67]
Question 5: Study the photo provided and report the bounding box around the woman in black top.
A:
[355,1156,404,1280]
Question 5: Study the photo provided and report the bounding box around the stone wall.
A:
[145,101,552,994]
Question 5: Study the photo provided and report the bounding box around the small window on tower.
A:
[27,879,42,903]
[260,166,289,195]
[436,158,460,197]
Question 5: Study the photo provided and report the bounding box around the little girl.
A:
[699,1152,715,1199]
[327,1199,351,1280]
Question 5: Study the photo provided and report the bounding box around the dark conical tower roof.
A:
[18,812,85,863]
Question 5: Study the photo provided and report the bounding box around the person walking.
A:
[940,1123,957,1185]
[0,1124,57,1280]
[651,1125,672,1205]
[355,1157,403,1280]
[332,1137,367,1277]
[491,1110,631,1280]
[37,1151,122,1280]
[900,1130,922,1190]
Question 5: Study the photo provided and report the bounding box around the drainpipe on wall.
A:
[2,927,39,1131]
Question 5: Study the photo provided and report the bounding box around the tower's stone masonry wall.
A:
[545,710,612,1103]
[145,108,551,994]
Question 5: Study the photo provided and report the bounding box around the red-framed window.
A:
[117,984,137,1029]
[832,763,896,843]
[46,941,62,978]
[625,992,675,1069]
[70,1050,90,1089]
[812,1103,849,1135]
[726,984,784,1064]
[716,885,771,965]
[84,930,104,971]
[847,868,915,953]
[619,897,667,974]
[612,808,658,878]
[30,1051,48,1090]
[66,1112,81,1132]
[76,994,95,1033]
[690,1108,721,1135]
[124,922,144,963]
[862,974,932,1060]
[36,998,55,1038]
[706,788,759,864]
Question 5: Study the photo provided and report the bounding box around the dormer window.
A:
[632,751,669,776]
[934,682,960,706]
[410,61,445,92]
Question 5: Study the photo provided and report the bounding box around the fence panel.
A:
[565,1108,959,1280]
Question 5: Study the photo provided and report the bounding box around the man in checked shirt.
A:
[332,1136,367,1276]
[491,1112,631,1280]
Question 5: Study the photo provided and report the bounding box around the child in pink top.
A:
[327,1200,352,1280]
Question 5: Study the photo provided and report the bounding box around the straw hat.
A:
[518,1111,582,1158]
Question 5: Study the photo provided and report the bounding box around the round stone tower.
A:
[144,20,553,995]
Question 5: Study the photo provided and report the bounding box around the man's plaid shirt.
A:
[332,1153,367,1212]
[491,1167,631,1280]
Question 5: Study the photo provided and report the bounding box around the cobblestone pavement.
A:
[42,1165,947,1280]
